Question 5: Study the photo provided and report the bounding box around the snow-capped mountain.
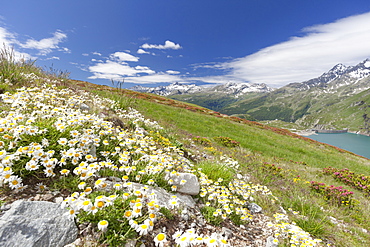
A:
[130,82,273,97]
[289,58,370,92]
[211,82,273,97]
[130,82,203,96]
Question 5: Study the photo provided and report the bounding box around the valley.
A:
[131,59,370,135]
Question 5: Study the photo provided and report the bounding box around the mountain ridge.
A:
[141,59,370,133]
[130,81,273,97]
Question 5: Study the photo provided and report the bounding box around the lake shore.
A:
[293,129,370,137]
[292,130,317,136]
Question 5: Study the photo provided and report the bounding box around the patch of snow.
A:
[364,61,370,68]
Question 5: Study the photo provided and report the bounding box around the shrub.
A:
[323,167,370,195]
[214,136,240,147]
[192,136,212,146]
[309,181,358,208]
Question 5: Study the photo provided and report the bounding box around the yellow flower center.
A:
[100,220,108,226]
[157,233,165,241]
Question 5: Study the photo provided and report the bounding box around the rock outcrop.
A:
[0,200,78,247]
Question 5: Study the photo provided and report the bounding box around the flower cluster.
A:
[310,181,357,207]
[323,167,370,195]
[198,164,274,225]
[0,80,329,246]
[0,84,187,239]
[267,213,323,246]
[172,228,230,247]
[219,155,240,171]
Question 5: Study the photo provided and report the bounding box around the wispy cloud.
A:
[221,11,370,87]
[45,56,60,60]
[92,52,102,56]
[137,48,150,54]
[141,40,182,50]
[125,73,183,84]
[0,26,15,46]
[0,26,34,60]
[88,51,155,80]
[110,51,139,62]
[166,70,180,75]
[0,25,69,61]
[20,30,67,55]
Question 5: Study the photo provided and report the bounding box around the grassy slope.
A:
[110,89,370,172]
[1,60,370,245]
[86,83,370,246]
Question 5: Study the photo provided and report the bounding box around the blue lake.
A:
[307,133,370,159]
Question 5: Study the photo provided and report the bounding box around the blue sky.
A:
[2,0,370,88]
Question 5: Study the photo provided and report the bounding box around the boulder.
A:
[0,200,78,247]
[248,203,263,214]
[131,182,197,209]
[265,236,278,247]
[79,103,90,111]
[173,173,200,195]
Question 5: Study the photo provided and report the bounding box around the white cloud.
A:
[110,51,139,62]
[223,11,370,87]
[0,26,15,46]
[0,26,34,60]
[88,51,154,80]
[92,52,102,56]
[125,72,183,84]
[141,40,182,50]
[20,30,67,55]
[60,47,71,53]
[137,48,150,54]
[45,56,60,60]
[166,70,180,74]
[189,74,244,85]
[91,58,103,62]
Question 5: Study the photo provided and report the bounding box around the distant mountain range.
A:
[129,59,370,133]
[130,81,273,97]
[286,59,370,92]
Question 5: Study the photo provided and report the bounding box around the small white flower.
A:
[97,220,109,232]
[154,233,167,247]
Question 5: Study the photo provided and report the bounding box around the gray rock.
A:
[0,203,11,212]
[124,239,137,247]
[266,236,278,247]
[89,144,96,157]
[130,182,196,209]
[221,227,233,238]
[79,103,90,111]
[248,203,263,214]
[0,200,78,247]
[54,197,65,204]
[173,173,200,195]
